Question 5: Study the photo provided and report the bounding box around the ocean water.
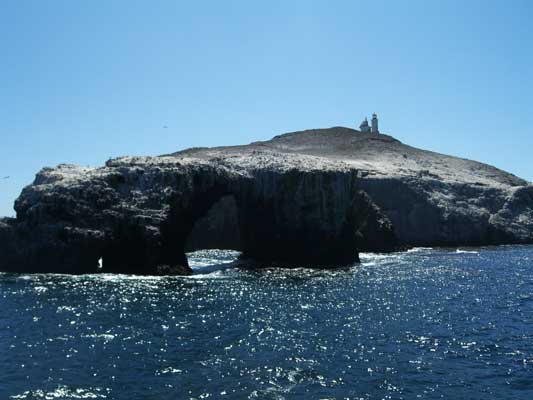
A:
[1,246,533,399]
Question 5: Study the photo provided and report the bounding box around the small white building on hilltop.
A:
[359,117,371,133]
[359,113,379,134]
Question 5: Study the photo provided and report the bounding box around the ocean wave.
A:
[10,386,109,399]
[456,249,479,254]
[406,247,434,253]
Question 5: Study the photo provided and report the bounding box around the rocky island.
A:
[1,126,532,275]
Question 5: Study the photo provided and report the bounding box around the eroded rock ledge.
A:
[1,127,532,275]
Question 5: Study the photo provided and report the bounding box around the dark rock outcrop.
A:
[178,127,532,250]
[1,127,531,275]
[0,150,394,274]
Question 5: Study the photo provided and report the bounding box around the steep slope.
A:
[180,127,532,249]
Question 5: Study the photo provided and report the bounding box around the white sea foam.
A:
[82,333,115,342]
[359,252,404,267]
[10,386,109,399]
[157,367,183,375]
[187,270,229,280]
[407,247,434,253]
[456,249,479,254]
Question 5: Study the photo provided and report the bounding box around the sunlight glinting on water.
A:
[1,246,533,399]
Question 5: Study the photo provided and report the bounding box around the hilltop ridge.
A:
[171,126,525,187]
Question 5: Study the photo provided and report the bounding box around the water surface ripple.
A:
[1,246,533,399]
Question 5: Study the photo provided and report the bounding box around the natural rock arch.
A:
[2,126,532,276]
[98,168,374,274]
[0,154,399,275]
[185,195,242,252]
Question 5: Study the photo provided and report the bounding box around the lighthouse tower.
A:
[371,113,379,134]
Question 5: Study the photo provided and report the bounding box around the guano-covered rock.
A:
[1,127,531,275]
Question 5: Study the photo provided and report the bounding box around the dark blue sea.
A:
[1,246,533,399]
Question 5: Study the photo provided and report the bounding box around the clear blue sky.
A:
[1,0,532,217]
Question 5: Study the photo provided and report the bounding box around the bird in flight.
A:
[163,126,168,129]
[3,176,9,179]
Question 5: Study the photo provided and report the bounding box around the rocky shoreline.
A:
[1,127,531,275]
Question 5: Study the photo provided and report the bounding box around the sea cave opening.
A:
[184,194,243,272]
[96,192,244,275]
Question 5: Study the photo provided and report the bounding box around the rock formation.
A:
[1,127,531,275]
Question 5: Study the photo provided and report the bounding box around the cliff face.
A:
[171,127,533,251]
[1,127,531,275]
[0,149,393,274]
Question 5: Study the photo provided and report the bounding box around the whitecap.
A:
[10,386,109,399]
[407,247,434,253]
[456,249,479,254]
[82,333,115,342]
[157,367,183,375]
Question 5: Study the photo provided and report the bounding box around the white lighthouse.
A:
[371,113,379,134]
